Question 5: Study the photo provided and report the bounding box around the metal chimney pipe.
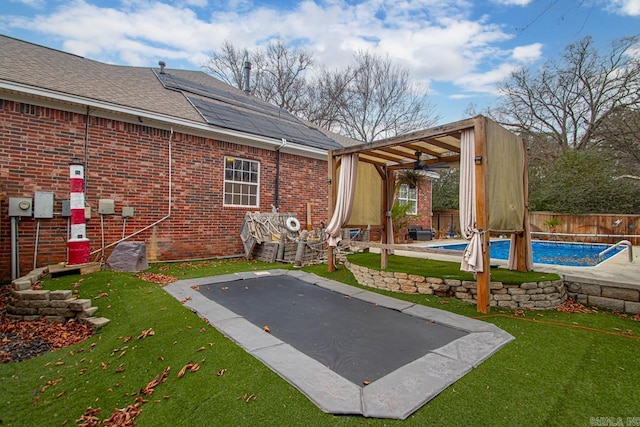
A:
[243,61,251,95]
[159,61,166,74]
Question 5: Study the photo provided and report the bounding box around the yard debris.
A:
[556,298,594,314]
[137,328,155,340]
[177,362,200,379]
[76,406,101,427]
[0,314,93,363]
[190,285,200,291]
[140,366,171,396]
[237,393,257,403]
[39,377,64,394]
[262,325,271,333]
[103,396,146,427]
[94,292,109,300]
[135,272,178,285]
[217,368,226,376]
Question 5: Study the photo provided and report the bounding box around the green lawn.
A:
[1,258,638,426]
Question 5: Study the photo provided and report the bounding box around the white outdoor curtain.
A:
[459,129,483,273]
[326,153,359,247]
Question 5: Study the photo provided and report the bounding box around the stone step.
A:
[69,299,91,311]
[83,317,110,330]
[11,278,32,291]
[48,262,101,278]
[79,306,99,318]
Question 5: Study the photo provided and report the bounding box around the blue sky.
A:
[2,0,639,123]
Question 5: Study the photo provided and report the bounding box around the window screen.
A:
[224,157,259,207]
[397,184,418,215]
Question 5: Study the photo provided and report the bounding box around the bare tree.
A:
[203,43,440,142]
[251,41,314,115]
[304,66,354,130]
[335,51,440,143]
[201,40,249,90]
[203,40,313,115]
[494,35,640,150]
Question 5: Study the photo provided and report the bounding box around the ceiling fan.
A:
[413,151,449,171]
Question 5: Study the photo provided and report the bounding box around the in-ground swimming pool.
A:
[428,240,625,267]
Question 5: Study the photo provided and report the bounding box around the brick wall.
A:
[0,99,330,281]
[413,180,434,231]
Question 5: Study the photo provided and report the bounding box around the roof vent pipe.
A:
[243,60,251,95]
[159,61,166,74]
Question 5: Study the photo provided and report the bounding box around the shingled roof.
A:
[0,34,350,151]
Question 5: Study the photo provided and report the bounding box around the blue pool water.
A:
[428,240,625,267]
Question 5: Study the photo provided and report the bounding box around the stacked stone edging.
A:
[565,277,640,314]
[345,261,567,310]
[5,268,110,329]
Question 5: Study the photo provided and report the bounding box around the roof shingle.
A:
[0,35,357,150]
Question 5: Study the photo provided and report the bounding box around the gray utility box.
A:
[61,200,71,217]
[34,191,54,218]
[9,197,33,217]
[99,199,115,214]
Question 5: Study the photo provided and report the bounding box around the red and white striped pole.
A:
[68,162,90,265]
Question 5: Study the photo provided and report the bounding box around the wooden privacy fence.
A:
[433,210,640,245]
[528,212,640,245]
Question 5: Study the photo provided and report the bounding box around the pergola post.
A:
[380,167,394,269]
[514,137,532,271]
[474,117,491,313]
[327,151,337,272]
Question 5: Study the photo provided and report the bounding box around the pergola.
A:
[326,115,532,313]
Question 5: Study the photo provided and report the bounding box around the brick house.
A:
[0,35,435,281]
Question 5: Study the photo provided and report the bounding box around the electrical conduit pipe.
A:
[91,128,173,256]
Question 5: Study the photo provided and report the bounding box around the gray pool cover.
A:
[164,270,513,419]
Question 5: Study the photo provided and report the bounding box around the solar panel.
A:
[188,96,340,150]
[158,72,341,150]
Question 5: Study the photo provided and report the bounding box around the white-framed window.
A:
[397,184,418,215]
[223,156,260,207]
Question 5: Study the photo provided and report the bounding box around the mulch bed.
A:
[0,285,94,363]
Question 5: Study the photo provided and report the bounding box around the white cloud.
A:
[182,0,208,6]
[9,0,45,7]
[490,0,533,5]
[2,0,560,111]
[606,0,640,16]
[512,43,542,63]
[24,0,226,65]
[454,62,520,94]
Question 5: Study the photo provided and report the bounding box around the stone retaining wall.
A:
[346,261,567,309]
[565,278,640,314]
[6,289,96,322]
[5,268,110,329]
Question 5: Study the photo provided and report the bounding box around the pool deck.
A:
[385,239,640,290]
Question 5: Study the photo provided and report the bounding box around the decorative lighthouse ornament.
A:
[67,162,90,265]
